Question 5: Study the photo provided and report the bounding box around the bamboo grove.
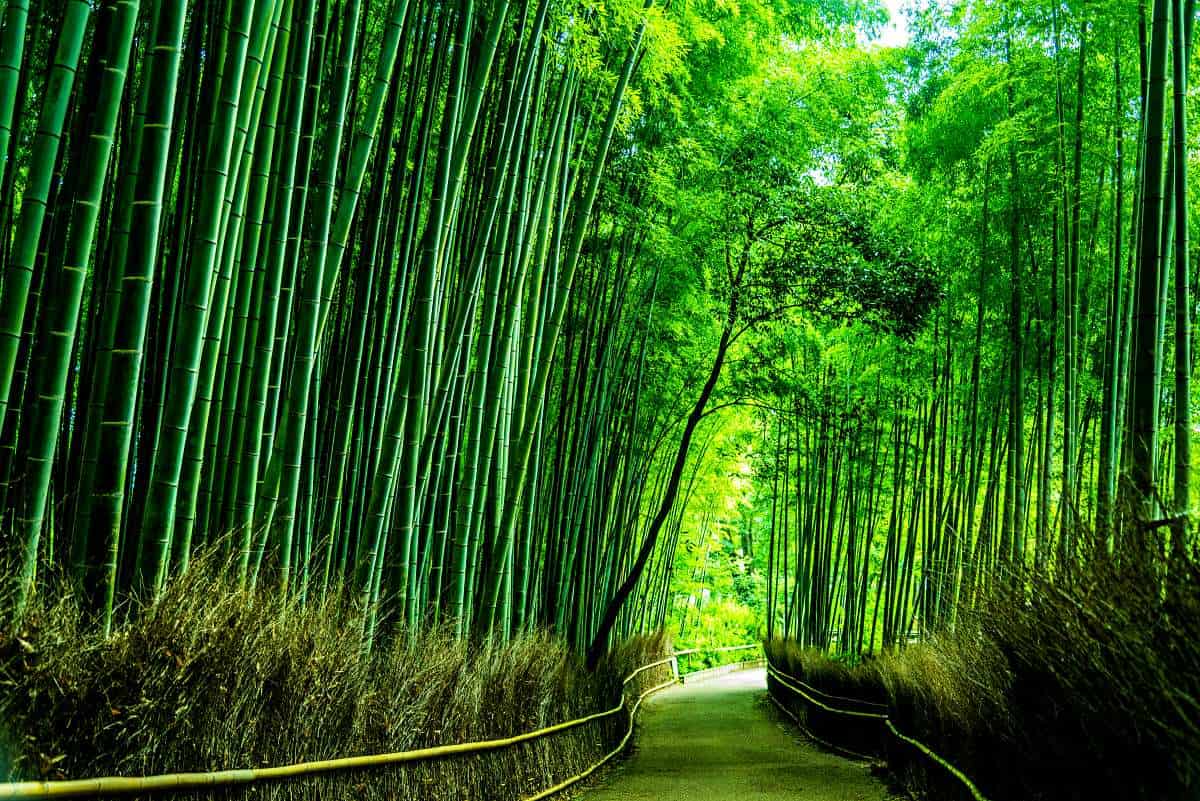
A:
[4,0,1197,666]
[0,0,731,655]
[755,0,1200,652]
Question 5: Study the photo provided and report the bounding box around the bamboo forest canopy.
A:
[0,0,1195,668]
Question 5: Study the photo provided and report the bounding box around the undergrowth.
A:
[0,558,669,801]
[767,551,1200,801]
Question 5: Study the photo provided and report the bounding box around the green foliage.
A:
[664,416,763,651]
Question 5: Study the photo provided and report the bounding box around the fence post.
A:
[670,655,679,682]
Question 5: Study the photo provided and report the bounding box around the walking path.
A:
[581,668,895,801]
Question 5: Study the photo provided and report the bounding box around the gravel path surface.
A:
[581,668,896,801]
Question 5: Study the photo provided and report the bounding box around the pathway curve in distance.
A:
[582,668,896,801]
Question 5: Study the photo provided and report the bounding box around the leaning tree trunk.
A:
[586,296,735,668]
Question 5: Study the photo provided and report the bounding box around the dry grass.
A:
[0,558,669,801]
[766,552,1200,801]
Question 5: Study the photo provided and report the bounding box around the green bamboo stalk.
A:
[0,0,29,193]
[1130,0,1170,519]
[5,0,91,619]
[0,0,89,444]
[272,0,362,590]
[85,0,189,634]
[18,0,140,587]
[140,0,269,595]
[233,0,319,583]
[175,0,289,572]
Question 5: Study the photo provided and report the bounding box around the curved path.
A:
[582,668,895,801]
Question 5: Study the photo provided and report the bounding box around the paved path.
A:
[581,668,895,801]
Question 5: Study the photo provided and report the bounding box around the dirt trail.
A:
[581,668,895,801]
